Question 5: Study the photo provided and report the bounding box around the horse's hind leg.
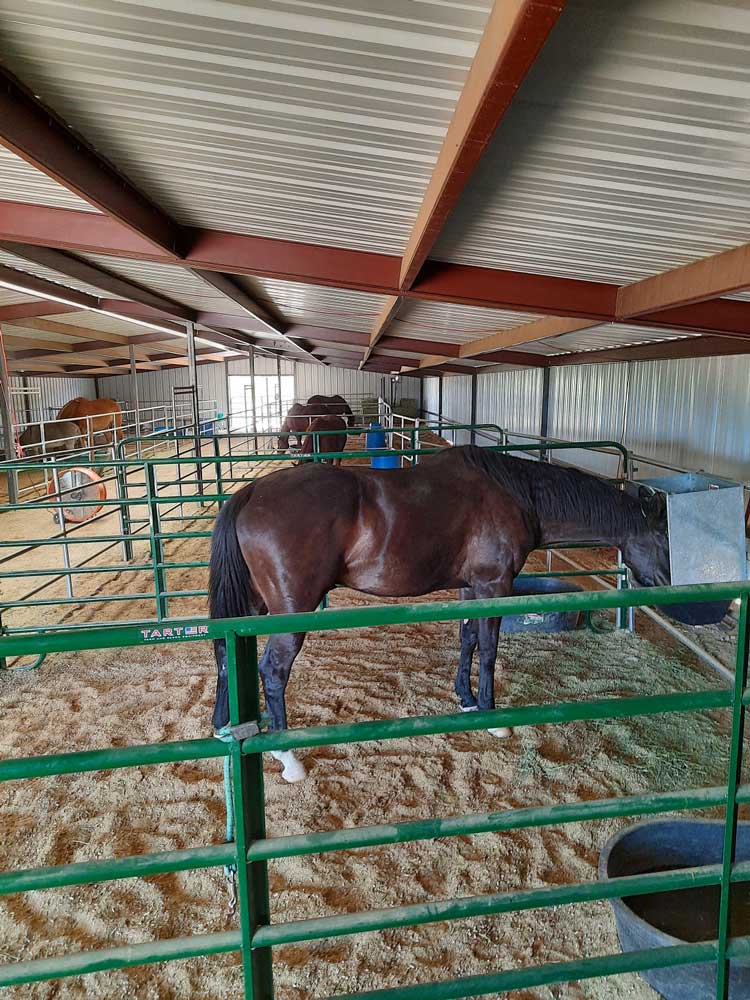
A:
[475,577,513,738]
[455,587,478,709]
[259,632,307,782]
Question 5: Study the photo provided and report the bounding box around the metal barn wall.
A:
[624,356,750,482]
[6,375,93,431]
[441,375,473,444]
[477,369,543,440]
[434,354,750,484]
[423,377,440,419]
[548,364,629,477]
[294,363,421,406]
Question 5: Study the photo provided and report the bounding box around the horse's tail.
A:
[209,484,263,728]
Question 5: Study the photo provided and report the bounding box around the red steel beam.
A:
[0,67,182,256]
[0,301,81,321]
[399,0,565,290]
[3,204,750,340]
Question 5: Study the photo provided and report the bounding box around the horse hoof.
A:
[271,750,306,783]
[488,726,513,739]
[459,704,478,712]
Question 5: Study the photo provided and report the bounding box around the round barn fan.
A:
[47,467,107,524]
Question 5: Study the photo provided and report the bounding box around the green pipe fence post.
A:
[116,463,134,563]
[213,437,225,509]
[145,463,168,622]
[225,631,274,1000]
[716,592,750,999]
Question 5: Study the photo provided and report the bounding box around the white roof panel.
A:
[1,0,491,253]
[434,0,750,282]
[393,300,544,345]
[245,276,390,333]
[515,322,699,356]
[79,254,247,313]
[0,145,100,213]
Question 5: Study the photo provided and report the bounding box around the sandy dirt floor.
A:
[0,437,741,999]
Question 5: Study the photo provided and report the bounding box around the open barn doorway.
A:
[228,374,295,433]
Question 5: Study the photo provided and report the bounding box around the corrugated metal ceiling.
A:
[0,145,100,213]
[79,253,248,313]
[434,0,750,283]
[0,247,107,297]
[0,0,491,253]
[393,300,544,345]
[515,321,698,356]
[243,276,390,332]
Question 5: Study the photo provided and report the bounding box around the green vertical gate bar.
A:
[716,593,750,998]
[213,437,225,509]
[226,631,274,999]
[145,463,168,621]
[116,463,134,563]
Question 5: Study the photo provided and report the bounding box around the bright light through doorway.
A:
[229,374,295,433]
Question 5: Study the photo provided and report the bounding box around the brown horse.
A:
[306,394,355,428]
[297,414,348,466]
[209,446,670,781]
[19,420,83,456]
[277,402,314,451]
[57,398,123,445]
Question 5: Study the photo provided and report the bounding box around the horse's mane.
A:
[456,445,644,539]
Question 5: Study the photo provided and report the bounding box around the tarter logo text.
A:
[140,625,209,641]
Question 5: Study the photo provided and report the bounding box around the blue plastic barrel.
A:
[372,454,399,470]
[365,423,386,449]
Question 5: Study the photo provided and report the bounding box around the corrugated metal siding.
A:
[100,357,296,417]
[435,0,750,282]
[1,0,491,253]
[441,375,473,444]
[295,363,419,406]
[477,369,542,439]
[3,375,93,438]
[423,377,440,419]
[0,145,99,213]
[548,364,628,476]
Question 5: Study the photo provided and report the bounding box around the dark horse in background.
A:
[209,446,670,782]
[306,394,356,428]
[296,414,348,466]
[277,402,314,451]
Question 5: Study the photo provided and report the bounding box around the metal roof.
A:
[78,253,249,313]
[0,0,492,253]
[245,277,390,332]
[515,321,699,356]
[393,300,544,345]
[0,247,107,297]
[0,145,99,212]
[433,0,750,282]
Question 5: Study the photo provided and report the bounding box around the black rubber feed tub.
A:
[500,577,582,633]
[599,819,750,998]
[660,599,733,626]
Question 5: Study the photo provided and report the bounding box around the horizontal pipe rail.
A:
[2,582,747,656]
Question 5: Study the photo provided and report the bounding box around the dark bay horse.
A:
[277,403,313,451]
[306,394,355,428]
[297,414,348,466]
[209,446,670,781]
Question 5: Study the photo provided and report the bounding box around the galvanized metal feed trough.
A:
[636,473,747,625]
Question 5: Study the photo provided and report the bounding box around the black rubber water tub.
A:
[599,819,750,998]
[500,577,583,634]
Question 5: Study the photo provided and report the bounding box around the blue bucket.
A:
[372,454,399,470]
[366,423,386,449]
